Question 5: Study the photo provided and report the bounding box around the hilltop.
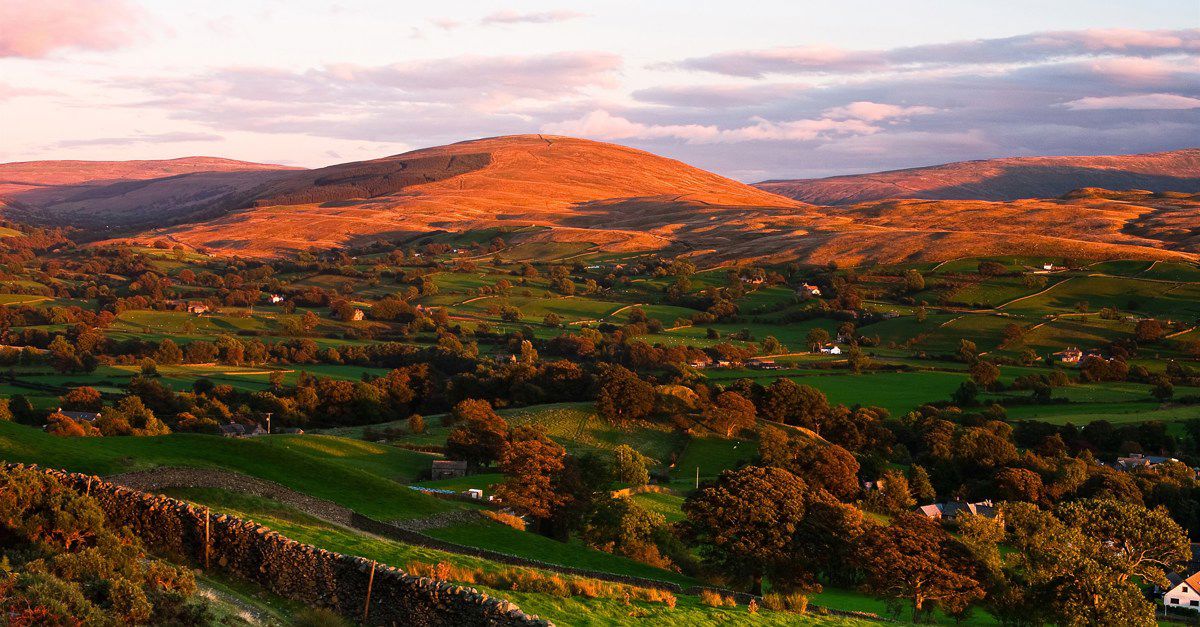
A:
[755,149,1200,205]
[1,138,1197,264]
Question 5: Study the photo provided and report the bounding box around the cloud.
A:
[1061,93,1200,110]
[0,0,146,58]
[55,131,223,148]
[542,110,881,144]
[677,28,1200,77]
[480,10,587,25]
[632,83,811,108]
[430,18,463,31]
[822,101,938,121]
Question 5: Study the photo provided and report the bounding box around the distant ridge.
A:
[755,149,1200,205]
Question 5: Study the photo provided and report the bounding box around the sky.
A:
[1,0,1197,180]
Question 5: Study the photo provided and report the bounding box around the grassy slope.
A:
[0,422,447,519]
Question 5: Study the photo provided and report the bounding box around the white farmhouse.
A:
[1165,572,1200,611]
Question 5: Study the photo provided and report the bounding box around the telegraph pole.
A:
[265,412,272,434]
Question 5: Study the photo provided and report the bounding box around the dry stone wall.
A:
[13,464,551,627]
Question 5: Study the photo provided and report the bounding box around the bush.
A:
[700,589,737,607]
[482,509,527,531]
[763,591,809,613]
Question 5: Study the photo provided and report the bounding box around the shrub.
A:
[763,591,808,613]
[700,589,737,607]
[482,509,527,531]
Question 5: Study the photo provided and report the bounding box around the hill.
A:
[755,149,1200,205]
[0,157,301,232]
[130,134,812,256]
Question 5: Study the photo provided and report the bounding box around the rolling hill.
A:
[1,138,1198,265]
[0,157,301,232]
[755,149,1200,205]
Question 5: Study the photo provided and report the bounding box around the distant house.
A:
[1042,263,1054,271]
[275,427,305,435]
[798,283,822,298]
[748,358,783,370]
[493,353,518,363]
[1116,453,1178,472]
[57,409,100,423]
[218,422,266,438]
[466,488,484,500]
[741,276,765,285]
[431,460,468,480]
[269,294,285,304]
[818,344,842,355]
[350,309,366,321]
[1164,572,1200,611]
[862,479,885,492]
[1054,347,1083,364]
[687,357,712,369]
[917,500,999,521]
[187,303,210,314]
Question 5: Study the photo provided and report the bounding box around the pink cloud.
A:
[823,101,938,121]
[0,0,146,58]
[1062,93,1200,110]
[541,110,881,144]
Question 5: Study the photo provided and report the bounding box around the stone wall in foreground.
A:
[13,464,551,627]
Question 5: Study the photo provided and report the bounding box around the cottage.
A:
[57,408,100,423]
[350,309,366,321]
[798,283,822,298]
[918,500,999,521]
[218,422,266,437]
[1054,347,1083,364]
[465,488,484,500]
[431,460,468,480]
[748,358,783,370]
[818,344,842,355]
[187,303,209,314]
[269,294,285,304]
[1165,572,1200,611]
[1116,453,1178,471]
[687,357,711,369]
[1042,263,1054,271]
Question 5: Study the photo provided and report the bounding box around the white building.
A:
[1165,572,1200,611]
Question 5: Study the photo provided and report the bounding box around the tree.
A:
[992,467,1044,503]
[904,269,925,292]
[1055,499,1189,588]
[969,361,1001,389]
[0,398,10,422]
[907,465,936,504]
[445,400,510,469]
[952,380,980,407]
[61,386,103,412]
[612,444,652,487]
[1135,318,1166,343]
[595,364,656,424]
[805,328,831,351]
[873,469,915,513]
[408,414,426,434]
[682,466,810,594]
[496,428,568,525]
[857,512,985,621]
[784,440,860,501]
[701,391,757,437]
[760,379,828,428]
[760,335,783,355]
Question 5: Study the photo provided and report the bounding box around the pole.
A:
[265,412,272,434]
[86,477,92,496]
[695,466,699,489]
[204,507,211,569]
[363,560,377,623]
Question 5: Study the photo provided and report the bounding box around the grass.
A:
[630,491,687,524]
[671,436,757,483]
[0,422,447,520]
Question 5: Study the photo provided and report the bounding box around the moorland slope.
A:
[756,149,1200,204]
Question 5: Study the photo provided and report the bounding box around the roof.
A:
[58,410,100,421]
[432,460,468,469]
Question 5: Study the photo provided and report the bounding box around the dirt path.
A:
[996,277,1073,310]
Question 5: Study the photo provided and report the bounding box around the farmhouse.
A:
[818,344,842,355]
[748,358,783,370]
[431,460,468,480]
[187,303,209,314]
[798,283,822,297]
[56,409,100,422]
[1116,453,1179,471]
[1164,572,1200,611]
[269,294,285,304]
[687,357,712,369]
[917,500,999,521]
[1054,347,1083,364]
[218,422,266,437]
[1042,262,1054,271]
